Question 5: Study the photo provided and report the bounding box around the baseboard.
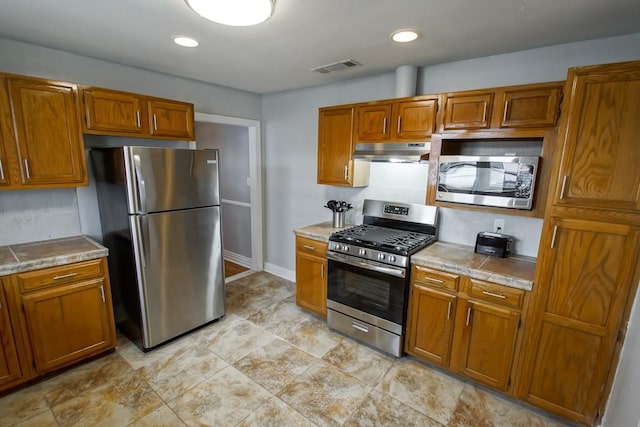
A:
[223,250,252,269]
[225,269,255,284]
[264,262,295,282]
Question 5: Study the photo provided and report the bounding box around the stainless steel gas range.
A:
[326,199,439,357]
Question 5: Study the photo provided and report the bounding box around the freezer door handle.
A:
[132,153,147,213]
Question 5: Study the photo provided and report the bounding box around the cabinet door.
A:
[0,122,9,187]
[553,62,640,212]
[83,88,145,134]
[356,103,392,141]
[22,278,116,374]
[517,218,640,423]
[295,252,327,318]
[148,99,194,139]
[443,93,493,130]
[317,106,355,186]
[406,283,456,367]
[7,77,86,186]
[393,98,438,140]
[500,85,562,128]
[451,298,520,391]
[0,284,22,388]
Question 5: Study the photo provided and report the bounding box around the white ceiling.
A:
[1,0,639,94]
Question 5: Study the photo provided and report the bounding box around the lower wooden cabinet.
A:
[0,279,23,389]
[406,266,526,393]
[0,257,116,393]
[406,282,457,366]
[515,218,640,424]
[450,298,521,391]
[22,277,115,374]
[295,236,328,318]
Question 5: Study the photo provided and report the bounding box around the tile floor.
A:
[0,272,572,427]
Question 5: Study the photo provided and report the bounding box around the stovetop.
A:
[326,200,438,268]
[330,224,436,256]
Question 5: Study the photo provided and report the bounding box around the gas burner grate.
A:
[331,224,436,255]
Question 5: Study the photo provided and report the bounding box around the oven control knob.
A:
[358,248,366,256]
[334,244,341,251]
[343,245,349,252]
[377,253,385,261]
[388,255,396,263]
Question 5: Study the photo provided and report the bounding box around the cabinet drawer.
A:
[16,259,104,293]
[412,265,460,291]
[296,236,327,258]
[468,278,524,309]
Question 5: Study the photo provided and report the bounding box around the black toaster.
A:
[475,232,513,258]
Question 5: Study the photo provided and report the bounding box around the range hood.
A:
[352,142,430,163]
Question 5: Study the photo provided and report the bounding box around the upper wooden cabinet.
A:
[355,96,439,142]
[551,61,640,213]
[355,103,392,141]
[500,84,562,128]
[83,88,145,135]
[1,74,87,189]
[148,99,194,139]
[442,91,494,130]
[317,105,369,187]
[0,112,10,187]
[439,82,563,132]
[395,98,438,139]
[82,87,195,140]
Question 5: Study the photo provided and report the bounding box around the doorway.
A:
[194,113,263,274]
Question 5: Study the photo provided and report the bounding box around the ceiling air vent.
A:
[311,59,361,74]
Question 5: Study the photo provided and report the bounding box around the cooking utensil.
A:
[324,200,353,213]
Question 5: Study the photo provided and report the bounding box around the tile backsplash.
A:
[0,188,81,245]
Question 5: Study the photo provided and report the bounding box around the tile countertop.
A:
[412,241,536,291]
[0,236,108,277]
[294,223,535,291]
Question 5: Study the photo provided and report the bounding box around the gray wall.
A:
[0,37,261,246]
[196,123,252,259]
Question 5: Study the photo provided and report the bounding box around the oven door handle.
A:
[327,252,406,278]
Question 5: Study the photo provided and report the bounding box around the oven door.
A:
[326,251,409,329]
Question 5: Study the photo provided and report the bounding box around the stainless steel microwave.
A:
[436,155,539,210]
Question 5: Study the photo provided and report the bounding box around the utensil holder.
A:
[332,211,345,228]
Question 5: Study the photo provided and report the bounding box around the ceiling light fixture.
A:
[173,36,199,47]
[390,29,419,43]
[185,0,275,27]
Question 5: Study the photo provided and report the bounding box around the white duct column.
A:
[395,65,418,97]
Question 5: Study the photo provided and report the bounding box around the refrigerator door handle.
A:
[132,216,150,270]
[140,216,151,270]
[132,154,147,214]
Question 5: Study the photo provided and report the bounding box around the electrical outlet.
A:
[494,219,505,234]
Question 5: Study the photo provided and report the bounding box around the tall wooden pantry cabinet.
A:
[514,60,640,425]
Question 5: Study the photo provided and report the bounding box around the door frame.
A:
[194,112,264,272]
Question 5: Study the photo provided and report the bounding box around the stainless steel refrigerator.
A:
[91,146,225,351]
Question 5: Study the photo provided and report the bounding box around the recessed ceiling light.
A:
[173,36,199,48]
[185,0,275,27]
[390,29,419,43]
